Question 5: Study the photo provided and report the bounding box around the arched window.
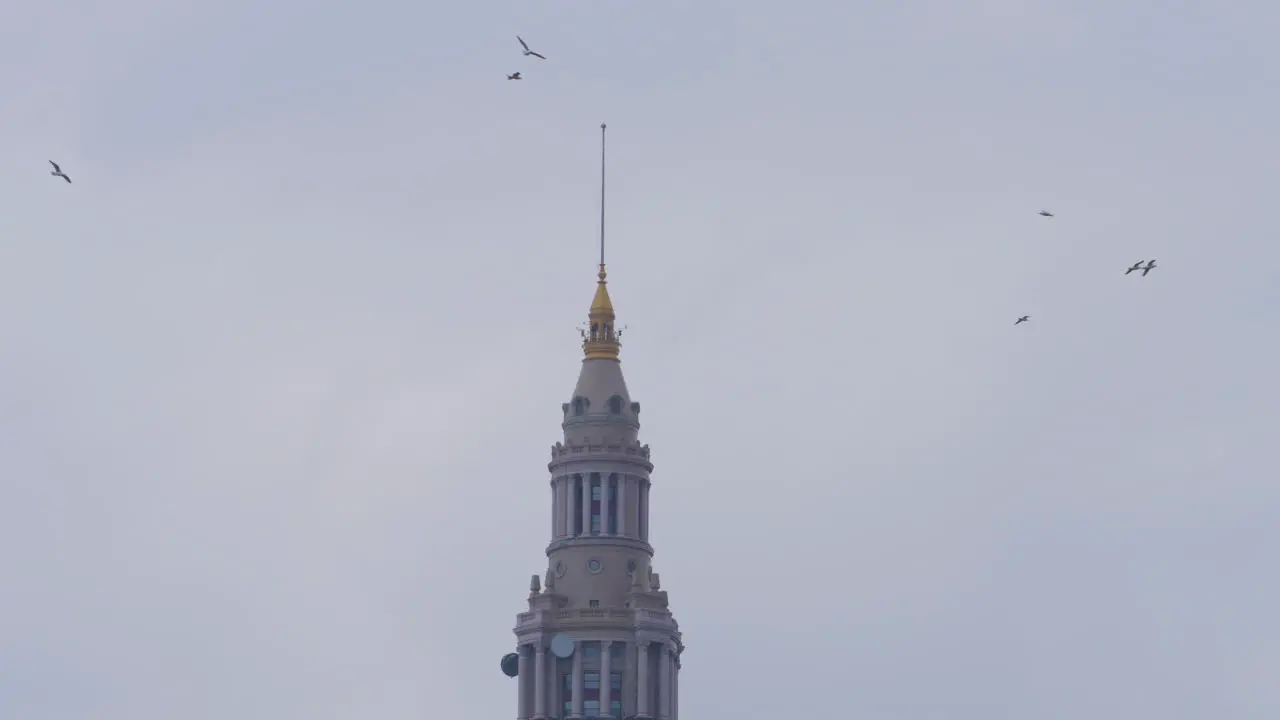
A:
[607,395,623,415]
[573,397,587,416]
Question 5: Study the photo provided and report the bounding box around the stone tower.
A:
[513,265,683,720]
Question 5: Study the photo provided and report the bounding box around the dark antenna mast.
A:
[599,122,607,268]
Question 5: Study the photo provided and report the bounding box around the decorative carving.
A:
[530,574,541,594]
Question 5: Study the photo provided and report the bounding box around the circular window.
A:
[587,558,603,574]
[555,561,567,577]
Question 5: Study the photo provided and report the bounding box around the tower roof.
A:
[582,264,621,361]
[590,266,614,316]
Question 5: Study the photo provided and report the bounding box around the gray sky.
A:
[2,1,1278,718]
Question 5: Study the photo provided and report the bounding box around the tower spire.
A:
[512,123,682,720]
[600,122,606,269]
[583,123,620,361]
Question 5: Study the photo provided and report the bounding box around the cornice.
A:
[548,440,652,468]
[545,535,653,556]
[562,412,640,431]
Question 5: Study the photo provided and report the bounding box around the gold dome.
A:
[582,264,621,360]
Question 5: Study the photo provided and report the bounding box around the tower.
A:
[511,264,683,720]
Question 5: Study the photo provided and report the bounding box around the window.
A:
[563,701,572,717]
[591,483,601,501]
[610,672,622,690]
[584,644,600,661]
[588,599,599,608]
[590,514,601,533]
[573,397,586,416]
[583,700,600,716]
[563,674,573,693]
[608,395,623,414]
[611,700,622,717]
[584,673,600,690]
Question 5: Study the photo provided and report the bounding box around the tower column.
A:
[639,483,648,541]
[571,640,585,718]
[552,655,563,719]
[551,479,560,538]
[518,644,531,720]
[576,475,585,536]
[602,474,612,534]
[657,645,671,720]
[600,641,613,718]
[636,642,650,719]
[558,477,567,537]
[672,658,679,720]
[534,645,547,719]
[565,475,576,536]
[617,475,627,537]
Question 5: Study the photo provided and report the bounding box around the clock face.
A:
[587,558,603,574]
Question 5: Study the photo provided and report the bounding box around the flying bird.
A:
[1038,210,1053,217]
[1140,259,1156,276]
[1015,315,1030,325]
[508,72,522,80]
[1124,261,1145,275]
[49,160,71,183]
[517,36,546,59]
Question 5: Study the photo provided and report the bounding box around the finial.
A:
[582,123,622,361]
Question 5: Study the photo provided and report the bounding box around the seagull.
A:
[1124,260,1145,275]
[1140,259,1156,276]
[49,160,71,183]
[517,36,546,59]
[1039,210,1053,217]
[1015,315,1030,325]
[507,72,522,80]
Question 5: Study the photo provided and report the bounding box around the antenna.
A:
[599,122,607,268]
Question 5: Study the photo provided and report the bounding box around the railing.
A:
[550,441,651,460]
[555,608,632,620]
[515,608,672,626]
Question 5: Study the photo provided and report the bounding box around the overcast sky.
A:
[2,1,1278,718]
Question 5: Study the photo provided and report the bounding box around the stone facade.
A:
[512,273,683,720]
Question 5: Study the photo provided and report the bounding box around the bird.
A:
[1140,259,1156,276]
[1124,260,1145,275]
[49,160,71,183]
[517,36,546,59]
[1015,315,1030,325]
[1038,210,1053,217]
[507,72,522,80]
